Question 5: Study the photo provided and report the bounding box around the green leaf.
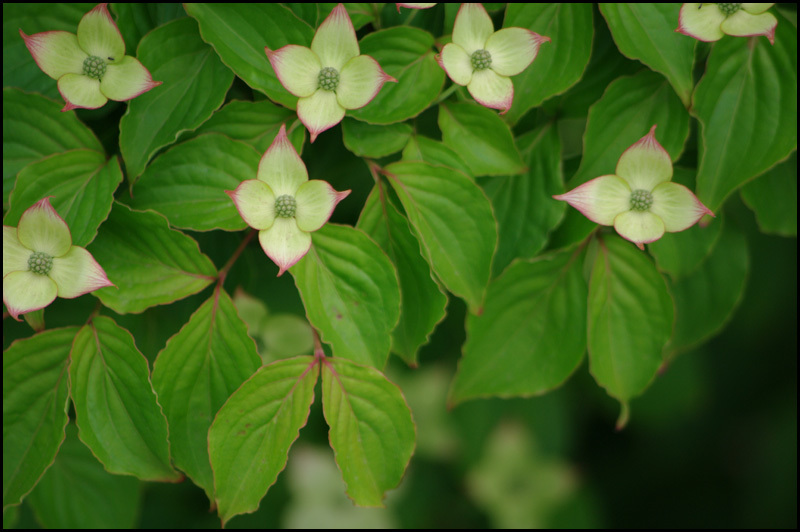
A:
[88,202,217,314]
[401,135,473,176]
[587,234,674,403]
[291,224,400,369]
[357,186,447,365]
[342,118,413,158]
[4,150,122,247]
[119,17,234,182]
[3,327,76,509]
[599,3,695,107]
[184,3,313,108]
[69,316,178,481]
[648,167,724,277]
[694,13,797,212]
[321,357,415,507]
[502,3,594,124]
[668,222,749,352]
[130,134,260,232]
[178,99,305,154]
[451,247,587,404]
[438,102,525,177]
[27,424,141,529]
[152,287,261,501]
[347,26,445,124]
[550,70,690,249]
[3,88,103,211]
[479,124,565,276]
[384,161,497,313]
[111,3,186,54]
[741,152,797,237]
[3,3,91,100]
[286,4,375,31]
[210,356,318,525]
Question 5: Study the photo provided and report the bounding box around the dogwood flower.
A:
[676,3,777,45]
[553,125,714,250]
[436,3,549,114]
[20,3,161,111]
[226,125,350,275]
[3,198,113,320]
[266,4,396,142]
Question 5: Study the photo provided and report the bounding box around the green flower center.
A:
[83,55,107,80]
[28,251,54,276]
[318,67,340,91]
[275,194,297,218]
[630,189,654,212]
[716,3,742,16]
[471,49,492,71]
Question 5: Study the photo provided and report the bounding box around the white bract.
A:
[676,3,777,45]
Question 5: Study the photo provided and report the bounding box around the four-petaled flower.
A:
[553,125,714,250]
[227,125,350,275]
[676,3,777,45]
[3,198,113,320]
[266,3,396,142]
[20,3,161,111]
[436,3,549,114]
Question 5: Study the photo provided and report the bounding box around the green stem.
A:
[435,82,461,105]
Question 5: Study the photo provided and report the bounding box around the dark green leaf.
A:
[3,327,76,509]
[439,101,525,177]
[384,161,497,313]
[401,135,473,175]
[342,118,413,158]
[119,17,234,181]
[291,224,400,368]
[741,152,797,237]
[348,26,445,124]
[152,287,262,501]
[88,202,217,314]
[130,134,261,231]
[70,316,178,481]
[451,247,587,404]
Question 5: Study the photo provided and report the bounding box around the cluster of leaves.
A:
[3,3,797,528]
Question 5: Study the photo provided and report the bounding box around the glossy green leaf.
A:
[3,3,90,99]
[599,3,695,107]
[210,356,318,525]
[178,99,305,154]
[152,287,261,501]
[451,247,587,404]
[741,152,797,237]
[111,3,186,54]
[291,224,400,369]
[119,17,234,182]
[648,167,724,277]
[4,150,122,247]
[502,3,593,124]
[588,234,674,403]
[130,134,260,231]
[668,222,749,352]
[438,101,525,177]
[348,26,445,124]
[384,161,497,313]
[694,13,797,212]
[69,316,178,481]
[401,135,473,176]
[342,118,413,158]
[3,88,102,211]
[88,202,217,314]
[321,357,415,507]
[357,185,447,365]
[3,327,76,509]
[479,124,565,276]
[185,3,313,108]
[551,70,690,249]
[27,424,141,529]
